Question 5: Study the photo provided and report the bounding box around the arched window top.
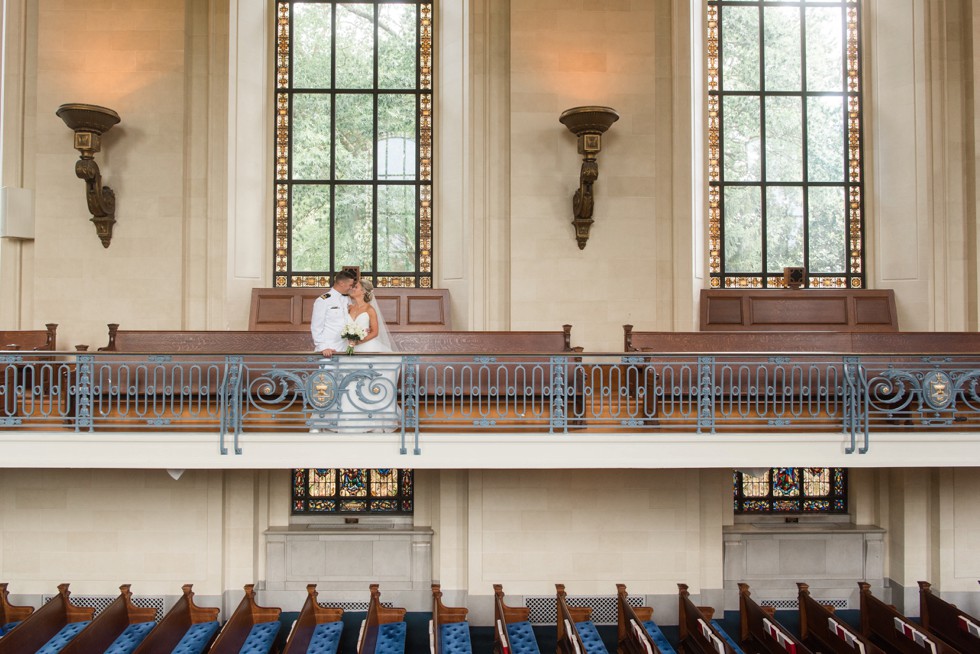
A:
[275,0,433,289]
[707,0,864,289]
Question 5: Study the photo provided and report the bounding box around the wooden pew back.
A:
[0,583,94,654]
[738,583,814,654]
[858,582,962,654]
[282,584,344,654]
[131,584,219,654]
[615,584,660,654]
[431,584,469,654]
[0,324,58,350]
[358,584,407,654]
[1,325,58,419]
[555,584,595,654]
[797,583,883,654]
[61,584,157,654]
[677,583,738,654]
[208,584,281,654]
[101,324,314,353]
[0,583,34,630]
[918,581,980,653]
[493,584,532,654]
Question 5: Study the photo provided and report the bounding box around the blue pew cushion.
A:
[641,620,676,654]
[172,620,221,654]
[711,620,745,654]
[0,621,20,636]
[35,620,91,654]
[505,620,541,654]
[375,620,407,654]
[307,620,344,654]
[439,621,472,654]
[241,620,281,654]
[575,620,608,654]
[104,620,156,654]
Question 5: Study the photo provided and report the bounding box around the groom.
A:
[310,269,357,356]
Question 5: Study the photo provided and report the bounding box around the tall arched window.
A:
[707,0,863,289]
[275,0,433,289]
[278,1,429,514]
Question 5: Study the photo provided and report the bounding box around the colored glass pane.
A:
[735,468,847,514]
[773,468,799,496]
[292,469,413,515]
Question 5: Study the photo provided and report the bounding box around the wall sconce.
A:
[55,103,121,248]
[559,106,619,249]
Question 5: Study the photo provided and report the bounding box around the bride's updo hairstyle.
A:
[359,279,375,302]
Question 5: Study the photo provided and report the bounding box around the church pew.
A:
[131,584,220,654]
[918,581,980,653]
[0,583,34,637]
[616,584,673,654]
[492,584,541,654]
[95,324,583,431]
[356,584,407,654]
[1,324,60,420]
[282,584,344,654]
[738,583,814,654]
[796,582,883,654]
[857,582,962,654]
[208,584,281,654]
[556,584,607,654]
[390,327,584,428]
[622,326,980,427]
[60,584,157,654]
[0,324,58,350]
[430,584,471,654]
[0,583,94,654]
[677,583,742,654]
[92,325,320,429]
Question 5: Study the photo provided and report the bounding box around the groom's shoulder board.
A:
[319,292,332,300]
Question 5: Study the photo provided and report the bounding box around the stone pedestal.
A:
[723,520,885,610]
[265,526,433,610]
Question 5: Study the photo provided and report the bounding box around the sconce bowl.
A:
[559,106,619,136]
[56,103,120,134]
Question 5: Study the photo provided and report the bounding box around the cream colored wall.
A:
[0,469,224,596]
[941,469,980,592]
[462,469,721,595]
[506,0,685,351]
[865,0,978,331]
[875,468,980,611]
[0,0,227,347]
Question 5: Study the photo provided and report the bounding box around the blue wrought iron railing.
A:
[2,351,979,455]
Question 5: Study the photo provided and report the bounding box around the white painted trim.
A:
[2,430,980,469]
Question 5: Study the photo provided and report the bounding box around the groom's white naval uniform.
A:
[311,290,350,354]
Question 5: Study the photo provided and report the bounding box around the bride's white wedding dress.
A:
[336,311,401,432]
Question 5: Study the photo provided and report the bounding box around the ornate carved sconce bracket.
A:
[56,103,120,248]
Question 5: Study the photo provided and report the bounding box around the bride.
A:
[337,279,401,432]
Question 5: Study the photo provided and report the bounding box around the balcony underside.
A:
[2,429,978,469]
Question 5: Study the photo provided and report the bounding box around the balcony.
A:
[2,351,979,469]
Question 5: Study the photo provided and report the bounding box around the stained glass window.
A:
[707,0,864,289]
[275,0,433,289]
[293,468,414,514]
[734,468,847,513]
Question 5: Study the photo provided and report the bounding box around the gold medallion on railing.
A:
[306,370,337,410]
[923,371,953,410]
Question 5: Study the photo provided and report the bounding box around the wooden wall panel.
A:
[249,288,451,332]
[699,289,898,332]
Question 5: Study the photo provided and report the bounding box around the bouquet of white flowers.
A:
[340,322,367,355]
